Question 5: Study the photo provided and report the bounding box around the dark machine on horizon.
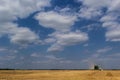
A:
[94,65,103,70]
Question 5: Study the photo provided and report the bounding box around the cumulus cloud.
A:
[10,28,40,45]
[78,7,102,19]
[35,9,88,51]
[108,0,120,12]
[47,31,88,52]
[78,0,111,18]
[78,0,120,42]
[34,6,90,51]
[47,44,63,52]
[78,0,111,8]
[0,0,89,51]
[0,0,51,21]
[35,11,77,31]
[77,0,111,19]
[106,30,120,41]
[0,22,40,46]
[0,0,51,45]
[100,10,120,41]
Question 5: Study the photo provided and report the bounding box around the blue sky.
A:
[0,0,120,69]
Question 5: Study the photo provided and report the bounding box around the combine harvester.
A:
[94,65,103,71]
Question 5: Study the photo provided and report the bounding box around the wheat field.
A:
[0,70,119,80]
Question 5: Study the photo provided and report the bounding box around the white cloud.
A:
[78,7,102,19]
[47,44,63,52]
[34,8,89,51]
[0,0,89,51]
[0,23,40,46]
[35,9,88,51]
[100,14,118,22]
[77,0,111,20]
[97,47,112,53]
[44,38,56,44]
[35,11,77,31]
[100,13,120,41]
[78,0,120,42]
[10,27,40,45]
[47,31,88,52]
[78,0,111,8]
[0,0,51,22]
[108,0,120,12]
[77,0,111,19]
[0,0,51,45]
[106,30,120,41]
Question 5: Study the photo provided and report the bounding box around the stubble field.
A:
[0,70,119,80]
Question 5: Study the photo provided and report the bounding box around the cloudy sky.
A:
[0,0,120,69]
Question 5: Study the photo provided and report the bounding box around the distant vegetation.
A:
[0,68,15,70]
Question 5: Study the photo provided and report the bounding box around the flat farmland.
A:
[0,70,119,80]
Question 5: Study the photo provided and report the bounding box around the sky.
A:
[0,0,120,69]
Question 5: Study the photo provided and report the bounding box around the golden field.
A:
[0,70,119,80]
